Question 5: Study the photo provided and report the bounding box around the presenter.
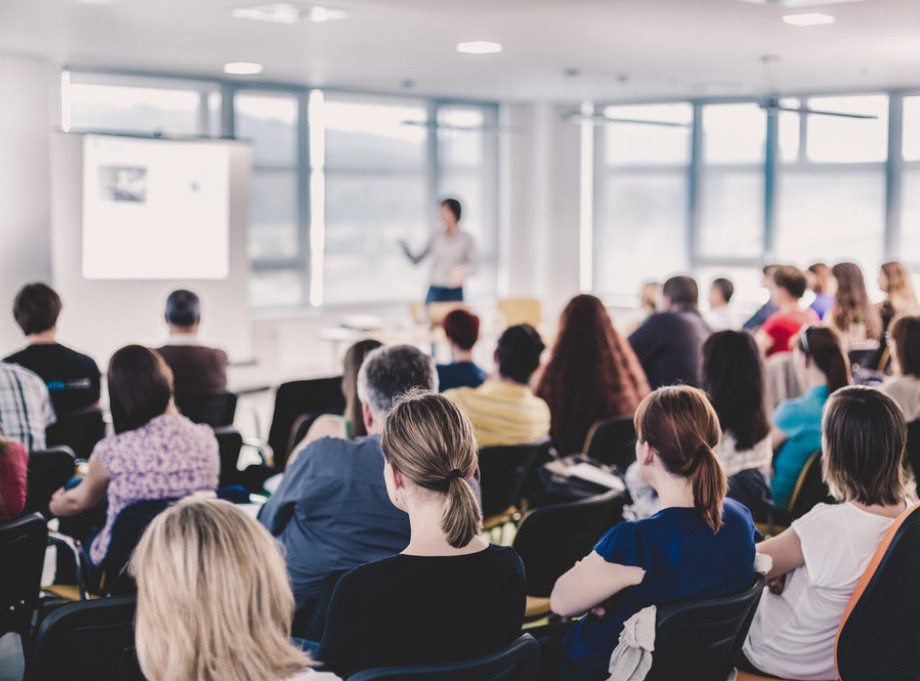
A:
[400,198,478,303]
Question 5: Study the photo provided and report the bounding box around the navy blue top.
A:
[627,309,711,388]
[437,361,487,392]
[743,301,779,331]
[560,499,757,681]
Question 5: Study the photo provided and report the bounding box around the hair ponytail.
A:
[690,444,728,532]
[442,475,482,548]
[800,327,851,394]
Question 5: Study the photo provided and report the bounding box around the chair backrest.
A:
[24,446,76,518]
[905,419,920,483]
[348,634,540,681]
[478,442,549,518]
[0,513,48,637]
[28,595,137,681]
[512,490,626,597]
[267,377,346,468]
[286,410,340,461]
[584,416,637,470]
[45,406,107,460]
[644,575,765,681]
[174,391,238,428]
[787,450,833,520]
[497,298,543,328]
[836,503,920,681]
[101,499,177,595]
[213,426,244,488]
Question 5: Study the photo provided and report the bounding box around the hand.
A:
[767,574,787,595]
[590,606,607,618]
[49,487,67,516]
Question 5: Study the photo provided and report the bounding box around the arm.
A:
[400,236,431,265]
[770,425,788,452]
[550,551,645,618]
[49,457,109,517]
[757,527,805,583]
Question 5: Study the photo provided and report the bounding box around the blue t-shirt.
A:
[771,385,828,510]
[809,292,835,321]
[560,499,757,681]
[437,361,486,392]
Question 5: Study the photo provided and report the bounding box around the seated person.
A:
[756,265,819,357]
[0,424,28,522]
[627,275,711,388]
[771,327,850,510]
[437,308,487,392]
[704,277,737,332]
[806,262,836,321]
[131,497,340,681]
[741,387,909,680]
[5,282,101,414]
[880,313,920,419]
[444,324,550,447]
[0,361,55,451]
[49,345,219,565]
[743,265,780,331]
[317,391,525,677]
[156,289,229,396]
[258,345,437,611]
[551,386,757,681]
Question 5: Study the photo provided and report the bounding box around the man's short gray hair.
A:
[356,345,438,421]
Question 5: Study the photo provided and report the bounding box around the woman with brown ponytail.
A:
[316,390,525,677]
[551,386,757,681]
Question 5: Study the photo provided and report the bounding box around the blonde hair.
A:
[881,261,919,315]
[381,390,481,548]
[130,497,310,681]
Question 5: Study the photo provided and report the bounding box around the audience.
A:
[5,282,101,415]
[741,387,908,680]
[827,262,882,349]
[48,345,219,565]
[550,386,757,681]
[437,308,487,391]
[628,275,710,388]
[877,260,919,333]
[535,295,649,456]
[771,327,850,510]
[0,424,28,522]
[806,263,836,321]
[130,497,340,681]
[258,345,435,611]
[743,265,780,331]
[0,360,55,451]
[705,277,736,332]
[756,266,819,357]
[156,289,229,396]
[881,314,920,419]
[444,324,550,447]
[317,391,525,676]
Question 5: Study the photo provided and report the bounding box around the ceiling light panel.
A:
[223,61,264,75]
[737,0,860,6]
[783,12,836,25]
[456,41,503,55]
[231,3,346,25]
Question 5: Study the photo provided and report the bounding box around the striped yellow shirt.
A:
[444,381,551,448]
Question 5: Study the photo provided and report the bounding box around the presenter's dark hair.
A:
[441,198,462,222]
[662,276,699,308]
[13,283,62,335]
[165,290,201,328]
[108,345,173,434]
[496,324,545,384]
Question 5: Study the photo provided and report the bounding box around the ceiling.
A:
[1,0,919,102]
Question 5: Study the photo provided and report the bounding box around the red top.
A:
[0,440,28,522]
[762,308,820,356]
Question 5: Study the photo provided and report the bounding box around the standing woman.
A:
[827,262,882,349]
[535,294,650,456]
[878,261,919,333]
[401,198,478,304]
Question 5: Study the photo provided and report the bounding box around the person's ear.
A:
[362,401,374,431]
[638,440,655,466]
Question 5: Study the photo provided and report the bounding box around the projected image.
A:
[98,165,148,202]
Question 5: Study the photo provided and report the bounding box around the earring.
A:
[395,490,399,503]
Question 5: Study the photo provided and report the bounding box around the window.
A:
[899,96,920,263]
[805,95,888,164]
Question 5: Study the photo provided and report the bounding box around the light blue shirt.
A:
[771,385,829,510]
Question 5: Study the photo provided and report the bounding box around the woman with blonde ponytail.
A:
[317,390,525,677]
[551,386,758,681]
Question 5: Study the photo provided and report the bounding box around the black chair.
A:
[28,595,137,681]
[584,417,637,470]
[0,513,48,650]
[478,442,550,526]
[174,390,238,428]
[46,406,107,460]
[24,446,76,518]
[287,410,341,457]
[267,377,346,470]
[99,498,177,595]
[214,426,244,488]
[348,634,540,681]
[644,575,765,681]
[905,419,920,483]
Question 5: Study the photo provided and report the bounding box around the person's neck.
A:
[848,496,906,518]
[402,497,486,556]
[27,329,57,345]
[452,348,474,363]
[168,326,197,337]
[653,473,695,511]
[710,301,727,310]
[804,367,828,390]
[445,222,458,236]
[778,299,801,314]
[494,374,528,388]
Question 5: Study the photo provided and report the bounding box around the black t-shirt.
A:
[318,544,526,677]
[4,343,101,414]
[627,309,711,389]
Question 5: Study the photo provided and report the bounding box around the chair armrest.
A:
[47,531,89,600]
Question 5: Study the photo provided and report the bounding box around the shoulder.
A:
[791,502,846,533]
[2,362,47,392]
[722,498,755,529]
[443,386,471,404]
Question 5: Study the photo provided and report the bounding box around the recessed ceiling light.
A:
[738,0,859,5]
[223,62,264,75]
[456,41,503,55]
[232,3,346,24]
[783,12,836,25]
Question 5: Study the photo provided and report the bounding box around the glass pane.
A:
[324,173,428,304]
[438,108,484,167]
[698,171,763,258]
[249,171,299,260]
[902,97,920,162]
[235,92,298,166]
[70,83,201,136]
[774,170,885,275]
[703,103,766,164]
[324,98,426,170]
[249,269,303,307]
[778,99,801,164]
[604,103,692,166]
[806,95,888,163]
[899,170,920,261]
[594,172,688,296]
